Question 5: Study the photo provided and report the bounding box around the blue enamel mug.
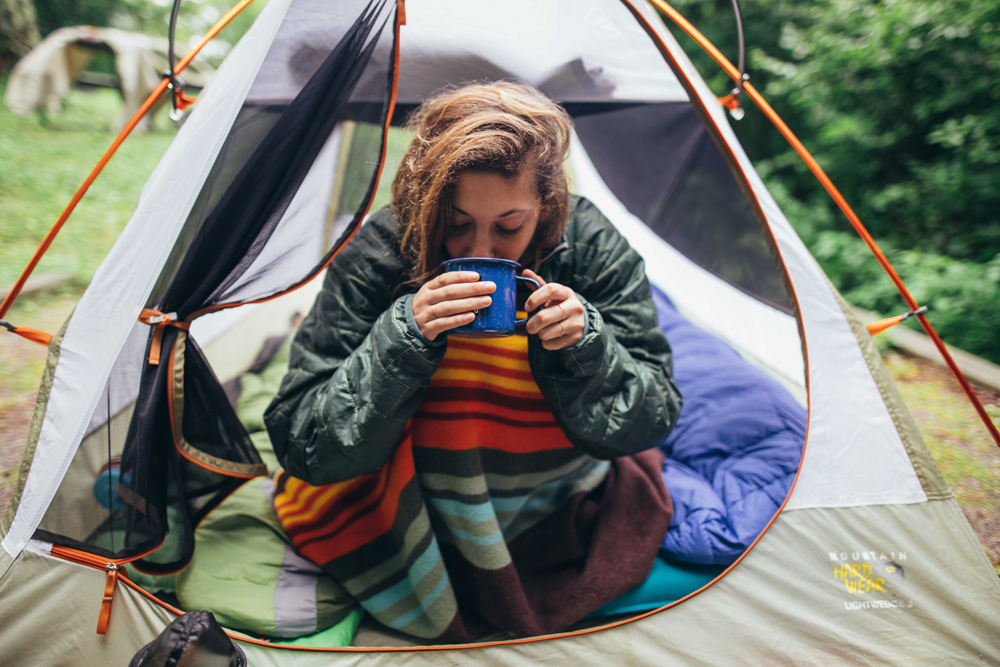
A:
[441,258,541,337]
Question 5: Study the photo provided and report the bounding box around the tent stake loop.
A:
[96,563,119,635]
[866,306,929,337]
[139,309,189,365]
[0,319,53,346]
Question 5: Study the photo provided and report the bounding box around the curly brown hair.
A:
[391,81,573,285]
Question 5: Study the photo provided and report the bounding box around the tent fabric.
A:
[578,1,929,510]
[0,319,68,537]
[3,26,215,132]
[828,283,951,500]
[11,0,400,570]
[249,0,689,107]
[1,0,293,558]
[3,498,999,663]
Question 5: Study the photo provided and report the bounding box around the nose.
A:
[470,232,493,258]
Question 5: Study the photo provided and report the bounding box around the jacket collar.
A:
[539,234,569,265]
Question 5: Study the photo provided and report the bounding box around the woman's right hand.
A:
[411,271,496,341]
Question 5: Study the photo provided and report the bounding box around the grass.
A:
[884,351,1000,569]
[0,75,176,288]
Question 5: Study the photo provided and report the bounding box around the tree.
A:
[0,0,40,60]
[666,0,1000,263]
[663,0,1000,363]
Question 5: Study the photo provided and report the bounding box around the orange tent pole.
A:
[649,0,1000,448]
[0,0,258,321]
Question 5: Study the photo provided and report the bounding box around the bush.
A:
[668,0,1000,263]
[663,0,1000,363]
[813,230,1000,363]
[761,172,1000,364]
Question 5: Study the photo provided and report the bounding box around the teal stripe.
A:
[449,526,504,546]
[362,540,442,613]
[491,460,609,518]
[490,494,529,513]
[389,574,450,630]
[428,496,496,522]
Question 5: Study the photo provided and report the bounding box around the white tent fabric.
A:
[1,0,294,558]
[247,0,689,106]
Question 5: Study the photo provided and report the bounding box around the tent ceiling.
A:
[247,0,689,106]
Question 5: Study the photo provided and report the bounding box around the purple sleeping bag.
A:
[653,287,806,566]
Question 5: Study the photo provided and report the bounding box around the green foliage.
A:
[33,0,268,53]
[664,0,1000,363]
[0,76,174,287]
[669,0,1000,262]
[34,0,119,36]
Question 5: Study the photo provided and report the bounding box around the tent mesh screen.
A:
[574,102,793,313]
[35,0,398,568]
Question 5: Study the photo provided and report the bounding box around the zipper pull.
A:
[96,563,119,635]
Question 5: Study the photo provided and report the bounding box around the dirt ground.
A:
[0,290,80,518]
[1,297,998,573]
[884,351,1000,570]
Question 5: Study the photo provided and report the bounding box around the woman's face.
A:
[445,170,547,262]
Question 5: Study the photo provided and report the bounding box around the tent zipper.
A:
[49,546,131,634]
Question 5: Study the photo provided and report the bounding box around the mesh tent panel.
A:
[574,102,792,312]
[35,0,400,566]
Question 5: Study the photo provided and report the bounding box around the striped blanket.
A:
[273,333,671,641]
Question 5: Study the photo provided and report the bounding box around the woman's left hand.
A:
[522,269,586,350]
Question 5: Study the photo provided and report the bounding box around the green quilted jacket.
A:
[263,195,683,485]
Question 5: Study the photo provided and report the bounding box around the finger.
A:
[525,283,572,312]
[427,271,481,289]
[521,268,547,287]
[430,280,496,304]
[525,303,571,335]
[537,318,584,342]
[541,333,582,351]
[431,295,493,318]
[425,312,476,339]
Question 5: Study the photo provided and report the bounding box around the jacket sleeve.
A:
[529,197,683,459]
[263,213,446,485]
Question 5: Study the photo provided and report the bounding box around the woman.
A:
[264,81,683,642]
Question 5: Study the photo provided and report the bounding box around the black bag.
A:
[129,610,247,667]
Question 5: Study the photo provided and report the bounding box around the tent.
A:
[2,0,999,663]
[3,25,215,132]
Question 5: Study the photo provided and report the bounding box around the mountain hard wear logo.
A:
[828,550,914,611]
